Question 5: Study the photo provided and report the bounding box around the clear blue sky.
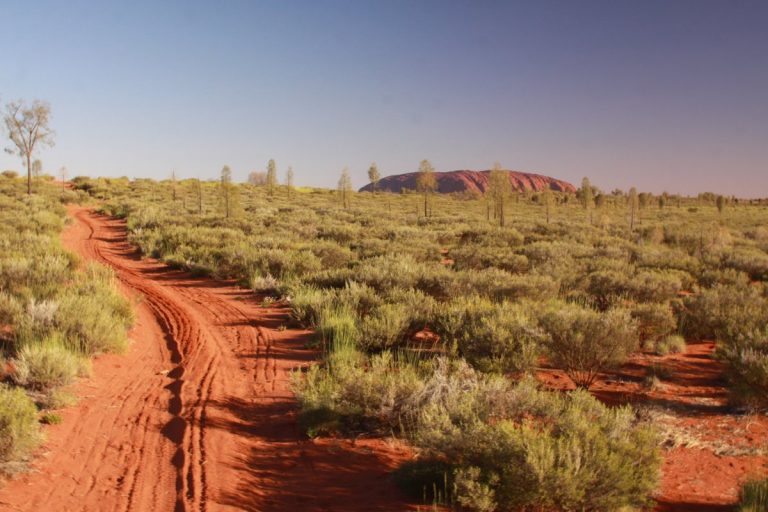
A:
[1,0,766,196]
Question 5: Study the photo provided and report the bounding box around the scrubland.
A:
[0,177,132,475]
[74,174,768,510]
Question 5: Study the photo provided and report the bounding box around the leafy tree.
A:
[488,162,510,227]
[416,159,437,217]
[338,167,352,208]
[286,166,294,199]
[367,162,381,193]
[266,159,277,197]
[3,99,55,195]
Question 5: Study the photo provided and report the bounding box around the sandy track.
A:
[0,207,412,512]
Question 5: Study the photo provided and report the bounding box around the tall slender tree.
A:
[221,165,233,218]
[3,99,55,195]
[416,159,437,217]
[581,177,594,224]
[170,170,178,201]
[338,167,352,208]
[367,162,381,193]
[286,166,294,199]
[266,159,277,197]
[488,162,510,226]
[195,178,203,215]
[628,187,639,232]
[542,186,554,224]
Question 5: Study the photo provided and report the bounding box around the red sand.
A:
[538,341,768,510]
[0,207,415,511]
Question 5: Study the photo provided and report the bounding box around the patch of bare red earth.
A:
[538,341,768,511]
[0,206,415,512]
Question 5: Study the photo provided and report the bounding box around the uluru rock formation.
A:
[359,169,576,194]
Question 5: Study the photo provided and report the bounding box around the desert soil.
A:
[0,207,414,512]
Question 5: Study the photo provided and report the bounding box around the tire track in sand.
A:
[0,206,415,512]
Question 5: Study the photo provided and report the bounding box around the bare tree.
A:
[59,166,68,195]
[3,99,55,194]
[31,159,43,177]
[286,166,294,199]
[542,186,554,224]
[170,170,178,201]
[628,187,639,232]
[195,178,204,215]
[580,177,594,224]
[416,159,437,217]
[248,171,267,186]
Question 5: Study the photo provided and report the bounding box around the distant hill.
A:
[359,169,576,194]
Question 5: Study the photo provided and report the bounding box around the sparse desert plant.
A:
[682,283,768,344]
[655,335,687,356]
[0,384,42,469]
[717,330,768,408]
[12,335,88,390]
[631,302,677,344]
[540,304,639,388]
[738,477,768,512]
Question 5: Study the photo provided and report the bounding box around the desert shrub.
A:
[451,245,529,273]
[631,302,676,343]
[682,283,768,343]
[55,265,132,355]
[539,304,639,388]
[289,285,330,327]
[1,170,18,179]
[699,268,750,288]
[738,477,768,512]
[358,303,412,350]
[0,384,41,468]
[12,336,88,390]
[723,247,768,281]
[412,365,659,512]
[718,330,768,408]
[655,335,687,356]
[250,272,279,294]
[296,351,424,434]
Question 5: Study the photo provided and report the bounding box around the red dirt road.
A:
[0,207,413,511]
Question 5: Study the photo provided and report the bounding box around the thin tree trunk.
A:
[26,154,31,195]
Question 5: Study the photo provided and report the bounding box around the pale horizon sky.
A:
[1,1,767,196]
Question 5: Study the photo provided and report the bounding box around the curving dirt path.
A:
[0,207,413,512]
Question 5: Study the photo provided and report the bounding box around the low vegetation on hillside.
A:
[78,169,768,510]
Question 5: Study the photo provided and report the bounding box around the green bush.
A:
[682,284,768,343]
[631,302,676,343]
[0,384,42,468]
[655,335,687,356]
[12,336,88,390]
[718,331,768,407]
[540,304,639,388]
[738,477,768,512]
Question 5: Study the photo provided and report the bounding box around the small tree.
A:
[580,177,594,224]
[195,178,204,215]
[338,167,352,208]
[628,187,639,232]
[367,162,381,193]
[716,195,726,214]
[286,166,294,199]
[542,186,554,224]
[59,166,68,194]
[248,170,267,186]
[170,170,178,201]
[220,165,234,218]
[266,159,277,197]
[31,159,43,177]
[488,162,510,227]
[416,159,437,217]
[3,99,55,195]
